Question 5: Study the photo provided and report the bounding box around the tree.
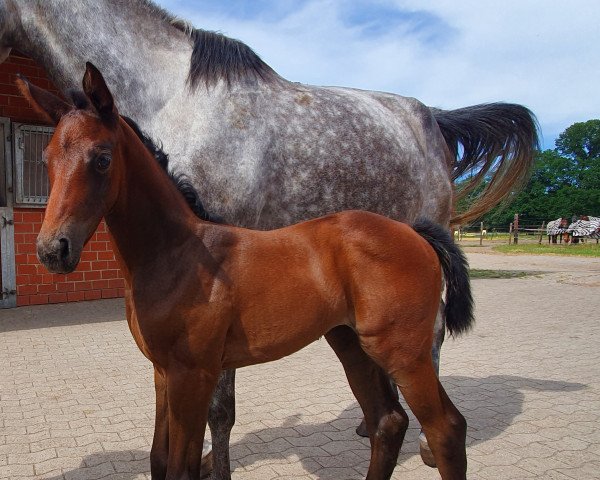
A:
[556,120,600,161]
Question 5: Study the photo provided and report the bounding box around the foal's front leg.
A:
[151,367,170,480]
[165,365,219,479]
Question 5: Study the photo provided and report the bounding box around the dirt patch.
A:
[465,251,600,274]
[470,269,544,279]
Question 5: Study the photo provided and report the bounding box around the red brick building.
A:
[0,52,125,308]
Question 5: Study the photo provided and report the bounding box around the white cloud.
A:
[157,0,600,148]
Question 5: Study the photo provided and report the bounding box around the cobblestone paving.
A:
[0,252,599,479]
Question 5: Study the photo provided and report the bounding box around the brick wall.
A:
[13,209,125,307]
[1,52,126,307]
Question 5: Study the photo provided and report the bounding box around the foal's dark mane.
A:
[120,116,220,223]
[138,0,277,88]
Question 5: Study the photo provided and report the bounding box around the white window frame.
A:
[13,123,54,206]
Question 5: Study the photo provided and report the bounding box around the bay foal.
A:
[21,64,473,479]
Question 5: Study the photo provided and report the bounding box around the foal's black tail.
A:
[412,218,474,337]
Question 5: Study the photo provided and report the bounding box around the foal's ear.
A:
[16,76,71,125]
[82,62,118,124]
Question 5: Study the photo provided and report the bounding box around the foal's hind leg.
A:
[420,302,446,468]
[207,369,236,480]
[326,326,408,480]
[356,300,445,470]
[367,333,466,480]
[395,360,467,479]
[355,376,398,438]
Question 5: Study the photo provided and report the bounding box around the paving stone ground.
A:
[1,251,599,479]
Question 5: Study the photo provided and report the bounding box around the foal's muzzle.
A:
[37,235,80,274]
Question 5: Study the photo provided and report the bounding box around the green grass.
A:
[493,243,600,257]
[456,232,511,240]
[469,269,540,279]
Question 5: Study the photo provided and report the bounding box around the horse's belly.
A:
[221,312,343,369]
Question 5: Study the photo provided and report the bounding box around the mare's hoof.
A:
[419,437,437,468]
[201,450,213,479]
[355,418,369,438]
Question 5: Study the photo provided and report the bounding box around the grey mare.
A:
[0,1,538,478]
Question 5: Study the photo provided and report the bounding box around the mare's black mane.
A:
[140,0,277,89]
[187,29,277,89]
[121,116,220,223]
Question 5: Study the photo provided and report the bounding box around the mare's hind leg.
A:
[326,326,408,480]
[207,369,236,480]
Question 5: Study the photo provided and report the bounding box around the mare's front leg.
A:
[207,369,236,480]
[165,364,219,479]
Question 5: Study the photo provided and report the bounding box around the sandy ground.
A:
[0,251,599,479]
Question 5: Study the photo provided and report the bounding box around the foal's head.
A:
[17,63,127,273]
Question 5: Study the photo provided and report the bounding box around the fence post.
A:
[513,213,519,245]
[538,221,545,245]
[509,222,513,245]
[480,222,484,246]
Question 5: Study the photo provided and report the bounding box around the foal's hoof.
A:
[355,418,369,438]
[419,436,437,468]
[200,450,213,479]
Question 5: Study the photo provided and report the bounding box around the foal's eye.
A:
[96,154,111,171]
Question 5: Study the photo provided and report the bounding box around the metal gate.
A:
[0,117,16,308]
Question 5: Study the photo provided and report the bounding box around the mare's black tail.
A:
[412,219,474,337]
[432,103,539,226]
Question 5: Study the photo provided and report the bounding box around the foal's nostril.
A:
[58,237,70,260]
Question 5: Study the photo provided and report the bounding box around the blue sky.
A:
[156,0,600,150]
